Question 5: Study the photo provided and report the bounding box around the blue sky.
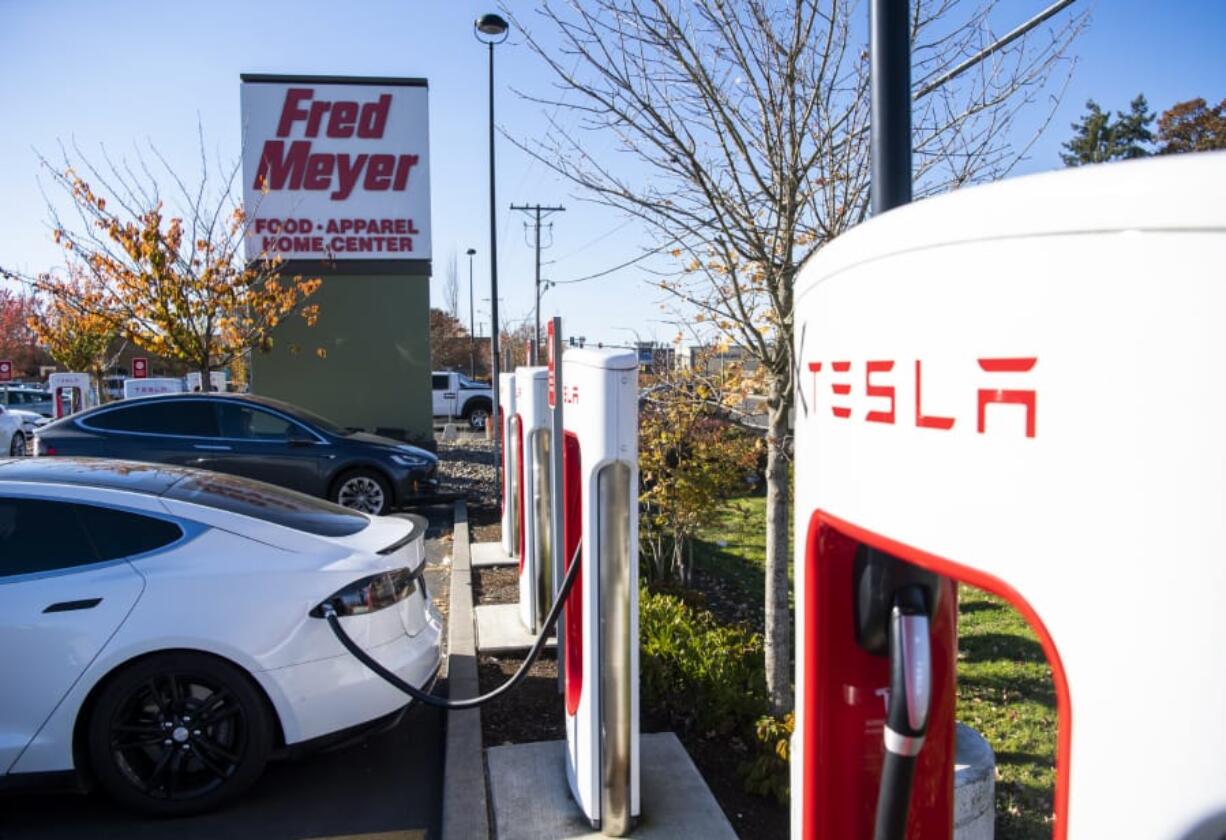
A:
[1,1,1223,349]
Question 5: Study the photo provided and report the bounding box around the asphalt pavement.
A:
[0,505,456,840]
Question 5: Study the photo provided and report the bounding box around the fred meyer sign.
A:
[241,75,430,263]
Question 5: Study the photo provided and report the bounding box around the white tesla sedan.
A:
[0,405,25,456]
[0,457,442,815]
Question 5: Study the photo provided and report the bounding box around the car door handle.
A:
[193,444,232,451]
[444,392,456,399]
[44,598,103,613]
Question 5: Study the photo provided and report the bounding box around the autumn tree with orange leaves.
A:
[7,143,322,390]
[25,272,124,398]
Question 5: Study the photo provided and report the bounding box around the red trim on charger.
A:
[803,510,1072,840]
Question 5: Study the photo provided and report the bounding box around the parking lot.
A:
[0,505,455,840]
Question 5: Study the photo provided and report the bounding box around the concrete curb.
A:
[442,499,491,840]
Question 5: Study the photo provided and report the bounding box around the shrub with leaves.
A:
[639,361,762,585]
[640,588,768,734]
[743,712,793,805]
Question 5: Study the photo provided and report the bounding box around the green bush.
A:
[639,587,768,734]
[742,713,793,805]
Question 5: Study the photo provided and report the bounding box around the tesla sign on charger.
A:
[240,74,434,444]
[792,155,1226,839]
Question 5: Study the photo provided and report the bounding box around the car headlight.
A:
[391,453,430,468]
[310,567,421,618]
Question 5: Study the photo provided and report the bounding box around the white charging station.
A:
[515,366,553,633]
[560,347,639,835]
[47,372,96,419]
[791,154,1226,839]
[499,372,520,560]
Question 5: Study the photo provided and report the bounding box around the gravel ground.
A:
[435,436,498,506]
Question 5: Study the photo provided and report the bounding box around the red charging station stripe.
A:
[562,431,583,716]
[516,418,526,573]
[804,510,1072,840]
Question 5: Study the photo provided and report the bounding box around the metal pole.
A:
[549,316,565,695]
[467,248,477,378]
[870,0,912,215]
[533,207,541,365]
[914,0,1077,100]
[487,39,502,486]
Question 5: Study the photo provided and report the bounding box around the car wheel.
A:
[465,402,491,431]
[332,468,392,515]
[86,652,273,817]
[9,431,25,457]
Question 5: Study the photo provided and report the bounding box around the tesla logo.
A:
[0,361,10,382]
[804,357,1037,438]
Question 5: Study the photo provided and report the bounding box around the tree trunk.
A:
[764,385,792,715]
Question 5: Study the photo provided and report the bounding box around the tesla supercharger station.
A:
[47,372,95,419]
[499,372,520,560]
[560,347,639,836]
[515,366,553,633]
[791,154,1226,839]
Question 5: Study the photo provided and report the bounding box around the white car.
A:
[0,458,442,815]
[0,406,25,457]
[8,408,48,439]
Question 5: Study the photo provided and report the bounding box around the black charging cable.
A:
[873,584,933,840]
[323,541,581,710]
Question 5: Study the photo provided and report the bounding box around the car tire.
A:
[331,468,393,516]
[463,400,492,431]
[86,652,274,817]
[9,431,25,457]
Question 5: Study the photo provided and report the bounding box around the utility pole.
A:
[510,203,565,364]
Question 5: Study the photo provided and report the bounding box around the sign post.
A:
[548,316,565,694]
[0,360,11,382]
[131,357,148,379]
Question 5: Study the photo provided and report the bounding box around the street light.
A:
[474,11,509,484]
[466,247,477,377]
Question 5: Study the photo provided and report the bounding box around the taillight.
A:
[311,568,419,617]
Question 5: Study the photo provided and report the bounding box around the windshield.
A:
[164,472,368,537]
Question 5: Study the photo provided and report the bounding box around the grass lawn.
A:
[691,501,1058,839]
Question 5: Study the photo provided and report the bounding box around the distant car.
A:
[7,408,47,440]
[0,457,442,815]
[33,393,439,515]
[0,386,53,418]
[0,406,24,457]
[432,371,493,430]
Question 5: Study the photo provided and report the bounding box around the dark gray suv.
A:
[33,393,438,515]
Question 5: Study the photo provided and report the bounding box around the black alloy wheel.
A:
[87,652,273,816]
[9,431,25,456]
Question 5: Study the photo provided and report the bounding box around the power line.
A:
[509,202,566,364]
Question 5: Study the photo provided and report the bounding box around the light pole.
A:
[466,247,477,377]
[475,12,509,483]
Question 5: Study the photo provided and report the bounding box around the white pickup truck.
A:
[432,370,494,430]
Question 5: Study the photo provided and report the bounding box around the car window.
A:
[432,375,451,390]
[0,498,98,577]
[163,472,368,537]
[76,504,183,560]
[87,400,219,437]
[217,404,298,440]
[459,375,484,389]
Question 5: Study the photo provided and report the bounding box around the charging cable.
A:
[323,541,581,710]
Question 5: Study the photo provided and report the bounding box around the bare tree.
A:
[443,249,461,318]
[512,0,1085,713]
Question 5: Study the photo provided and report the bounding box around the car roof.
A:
[0,457,197,496]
